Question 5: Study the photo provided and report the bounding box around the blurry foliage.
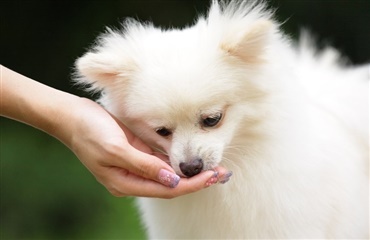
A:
[0,118,145,239]
[1,0,369,239]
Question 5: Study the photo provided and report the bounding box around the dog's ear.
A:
[221,20,273,64]
[75,51,135,91]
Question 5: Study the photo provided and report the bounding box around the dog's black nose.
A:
[180,159,204,177]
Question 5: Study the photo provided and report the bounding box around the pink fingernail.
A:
[205,171,219,187]
[158,169,180,188]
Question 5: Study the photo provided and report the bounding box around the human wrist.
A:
[47,96,93,149]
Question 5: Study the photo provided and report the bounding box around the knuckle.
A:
[162,192,177,199]
[106,184,126,197]
[162,185,196,199]
[169,192,180,199]
[136,161,153,179]
[108,188,126,197]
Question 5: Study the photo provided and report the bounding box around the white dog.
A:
[75,0,369,238]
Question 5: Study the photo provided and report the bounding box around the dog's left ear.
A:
[75,51,135,91]
[221,20,273,64]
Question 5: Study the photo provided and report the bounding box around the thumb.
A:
[122,145,181,188]
[111,117,180,187]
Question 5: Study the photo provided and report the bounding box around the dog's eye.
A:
[156,127,172,137]
[202,113,222,127]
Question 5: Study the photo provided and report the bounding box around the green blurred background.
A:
[1,0,369,239]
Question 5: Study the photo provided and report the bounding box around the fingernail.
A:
[219,171,233,184]
[158,169,180,188]
[205,171,219,187]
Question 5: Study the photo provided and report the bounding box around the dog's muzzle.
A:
[179,159,203,177]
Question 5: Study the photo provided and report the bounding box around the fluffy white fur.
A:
[75,0,369,238]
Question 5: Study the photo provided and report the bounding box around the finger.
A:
[108,169,216,198]
[213,166,228,176]
[213,166,233,184]
[118,145,180,188]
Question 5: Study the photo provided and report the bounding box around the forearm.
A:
[0,65,78,144]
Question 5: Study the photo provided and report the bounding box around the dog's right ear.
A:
[75,51,135,91]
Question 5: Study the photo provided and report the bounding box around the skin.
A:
[0,65,229,198]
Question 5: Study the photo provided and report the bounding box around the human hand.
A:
[60,98,230,198]
[0,66,231,199]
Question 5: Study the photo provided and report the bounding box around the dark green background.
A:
[1,0,369,239]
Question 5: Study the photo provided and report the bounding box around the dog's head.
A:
[75,1,278,176]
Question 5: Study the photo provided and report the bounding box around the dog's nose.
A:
[179,159,204,177]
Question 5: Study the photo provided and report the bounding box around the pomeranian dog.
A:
[75,0,369,238]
